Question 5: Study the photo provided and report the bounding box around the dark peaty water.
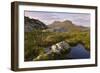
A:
[66,44,90,59]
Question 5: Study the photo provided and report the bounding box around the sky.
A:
[24,11,90,27]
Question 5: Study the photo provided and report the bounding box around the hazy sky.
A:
[24,11,90,27]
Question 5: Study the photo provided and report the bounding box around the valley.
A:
[24,16,90,61]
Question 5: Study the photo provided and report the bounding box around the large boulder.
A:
[51,41,70,53]
[33,41,71,61]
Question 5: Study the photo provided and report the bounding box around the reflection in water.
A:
[66,44,90,59]
[33,44,90,61]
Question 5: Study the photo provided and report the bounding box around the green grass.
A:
[33,48,71,61]
[24,30,90,61]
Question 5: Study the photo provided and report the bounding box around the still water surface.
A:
[66,44,90,59]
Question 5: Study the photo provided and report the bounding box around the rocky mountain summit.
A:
[24,16,48,32]
[48,20,89,32]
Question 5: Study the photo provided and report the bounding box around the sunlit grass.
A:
[24,30,90,61]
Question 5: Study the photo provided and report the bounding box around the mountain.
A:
[48,20,89,32]
[24,16,48,32]
[24,16,89,32]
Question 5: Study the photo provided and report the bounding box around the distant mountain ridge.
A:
[24,16,48,32]
[24,16,89,32]
[48,20,89,32]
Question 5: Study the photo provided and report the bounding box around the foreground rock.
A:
[51,41,70,53]
[33,41,71,61]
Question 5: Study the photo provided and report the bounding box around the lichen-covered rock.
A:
[33,41,71,61]
[51,41,70,53]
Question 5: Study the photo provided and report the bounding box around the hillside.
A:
[24,16,48,32]
[24,16,89,32]
[48,20,89,32]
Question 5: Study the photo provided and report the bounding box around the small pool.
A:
[66,44,90,59]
